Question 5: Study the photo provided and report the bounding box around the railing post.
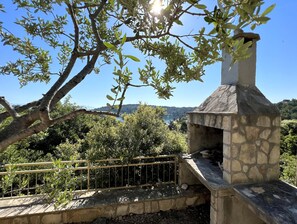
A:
[174,156,177,185]
[87,160,90,191]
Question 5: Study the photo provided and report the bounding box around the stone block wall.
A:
[224,115,280,184]
[210,192,265,224]
[210,191,230,224]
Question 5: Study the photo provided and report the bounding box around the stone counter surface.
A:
[182,155,230,193]
[233,180,297,224]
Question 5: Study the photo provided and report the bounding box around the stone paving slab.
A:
[233,180,297,224]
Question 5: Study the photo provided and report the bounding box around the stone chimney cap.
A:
[233,31,260,42]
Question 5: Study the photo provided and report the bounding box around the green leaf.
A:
[261,4,276,17]
[125,55,140,62]
[204,16,213,23]
[115,30,122,40]
[109,0,115,6]
[121,34,127,45]
[251,23,257,31]
[186,0,197,4]
[117,97,125,101]
[174,19,183,26]
[106,95,114,101]
[208,27,217,35]
[111,88,117,94]
[114,58,120,65]
[195,4,207,10]
[103,42,116,50]
[255,17,270,23]
[3,41,10,46]
[242,4,253,14]
[224,23,237,30]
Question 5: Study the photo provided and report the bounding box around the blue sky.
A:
[0,0,296,109]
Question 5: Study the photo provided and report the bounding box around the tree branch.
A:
[48,1,109,110]
[38,3,81,120]
[0,97,19,119]
[169,33,196,51]
[116,84,129,117]
[66,3,79,50]
[128,83,150,88]
[90,0,107,18]
[184,11,207,16]
[51,52,100,108]
[0,107,118,152]
[76,50,97,57]
[0,121,48,153]
[0,100,41,123]
[125,32,169,43]
[88,0,107,44]
[60,32,75,42]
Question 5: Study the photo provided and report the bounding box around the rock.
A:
[181,183,189,190]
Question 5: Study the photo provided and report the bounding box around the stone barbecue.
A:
[187,31,280,185]
[181,31,285,224]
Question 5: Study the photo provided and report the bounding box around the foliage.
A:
[0,0,274,151]
[280,120,297,155]
[0,163,32,197]
[55,139,81,161]
[1,103,187,164]
[0,164,17,195]
[0,143,48,164]
[83,116,121,160]
[119,105,169,156]
[168,116,187,134]
[279,119,297,186]
[276,99,297,120]
[41,158,78,209]
[162,130,187,154]
[84,104,187,160]
[280,153,296,186]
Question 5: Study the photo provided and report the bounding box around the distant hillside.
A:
[276,99,297,120]
[96,99,297,121]
[96,104,195,121]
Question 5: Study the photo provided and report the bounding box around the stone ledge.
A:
[0,184,210,224]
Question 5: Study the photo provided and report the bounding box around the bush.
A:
[41,159,78,208]
[84,104,187,160]
[280,153,297,186]
[83,116,121,160]
[280,120,297,155]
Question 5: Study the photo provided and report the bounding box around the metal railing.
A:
[0,155,178,198]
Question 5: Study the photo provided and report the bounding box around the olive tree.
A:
[0,0,274,152]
